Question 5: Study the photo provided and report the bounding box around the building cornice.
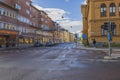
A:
[89,18,120,22]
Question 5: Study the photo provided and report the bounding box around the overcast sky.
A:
[31,0,87,34]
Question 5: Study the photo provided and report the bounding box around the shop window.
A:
[30,38,33,44]
[24,38,29,44]
[0,37,5,45]
[100,3,106,17]
[110,3,116,16]
[19,38,24,44]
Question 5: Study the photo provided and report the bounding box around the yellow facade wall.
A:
[81,0,120,43]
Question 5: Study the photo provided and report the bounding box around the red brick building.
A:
[0,0,19,47]
[38,10,54,43]
[0,0,39,47]
[0,0,70,48]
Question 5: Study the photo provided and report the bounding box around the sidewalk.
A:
[76,43,120,52]
[76,43,120,60]
[0,44,33,51]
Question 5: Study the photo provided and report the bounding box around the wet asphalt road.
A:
[0,43,120,80]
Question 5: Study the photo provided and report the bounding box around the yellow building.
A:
[69,33,75,42]
[60,30,64,43]
[63,30,70,43]
[81,0,120,44]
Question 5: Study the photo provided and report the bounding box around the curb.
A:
[74,47,108,51]
[79,58,120,62]
[0,46,33,51]
[75,47,120,52]
[104,56,120,60]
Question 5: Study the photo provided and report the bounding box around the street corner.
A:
[104,55,120,61]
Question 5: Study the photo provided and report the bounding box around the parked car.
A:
[45,41,53,47]
[34,42,43,47]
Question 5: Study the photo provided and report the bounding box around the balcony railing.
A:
[42,28,58,31]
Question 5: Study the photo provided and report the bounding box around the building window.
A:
[0,22,4,29]
[100,3,106,17]
[0,8,4,15]
[110,3,116,16]
[41,18,44,22]
[40,12,43,15]
[26,10,30,14]
[45,20,48,23]
[15,4,21,10]
[26,2,30,6]
[30,14,32,18]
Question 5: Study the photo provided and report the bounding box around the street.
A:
[0,43,120,80]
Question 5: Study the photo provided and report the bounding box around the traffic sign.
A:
[82,34,87,39]
[108,33,112,41]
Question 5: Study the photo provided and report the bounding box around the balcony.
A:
[0,0,19,11]
[42,28,58,31]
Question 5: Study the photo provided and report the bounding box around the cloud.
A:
[34,5,69,21]
[81,0,87,4]
[34,5,82,33]
[58,20,82,33]
[65,0,70,2]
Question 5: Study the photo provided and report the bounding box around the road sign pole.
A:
[108,22,112,57]
[108,39,112,57]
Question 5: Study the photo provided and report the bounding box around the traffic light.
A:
[104,22,110,30]
[103,22,116,32]
[102,22,110,30]
[75,33,78,38]
[111,22,116,30]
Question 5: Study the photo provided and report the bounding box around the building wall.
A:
[81,0,120,44]
[0,0,69,47]
[63,30,70,43]
[69,33,75,42]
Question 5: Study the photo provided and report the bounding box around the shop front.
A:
[18,33,34,45]
[0,30,18,47]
